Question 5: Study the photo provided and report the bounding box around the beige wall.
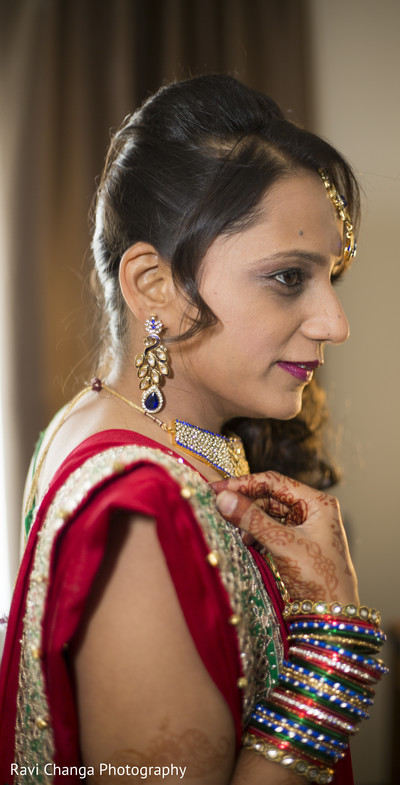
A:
[308,1,400,782]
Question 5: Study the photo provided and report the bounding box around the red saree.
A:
[0,430,353,783]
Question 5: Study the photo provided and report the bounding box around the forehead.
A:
[247,172,343,257]
[260,173,342,250]
[211,173,344,262]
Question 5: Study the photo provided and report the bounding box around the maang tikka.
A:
[135,314,170,413]
[319,168,357,262]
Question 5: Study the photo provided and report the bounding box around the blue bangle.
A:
[288,620,386,643]
[250,711,342,762]
[252,704,348,750]
[282,661,373,705]
[278,671,370,719]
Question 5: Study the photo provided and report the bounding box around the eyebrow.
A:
[250,250,340,268]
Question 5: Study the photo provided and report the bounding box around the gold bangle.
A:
[283,600,381,626]
[242,731,334,783]
[287,633,382,653]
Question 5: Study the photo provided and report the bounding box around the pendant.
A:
[141,385,164,414]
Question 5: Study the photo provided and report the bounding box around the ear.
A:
[119,242,176,323]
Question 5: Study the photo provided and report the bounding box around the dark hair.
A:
[92,74,360,488]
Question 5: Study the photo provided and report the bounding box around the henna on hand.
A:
[213,474,307,526]
[296,537,339,595]
[212,470,358,604]
[330,522,352,576]
[273,555,329,601]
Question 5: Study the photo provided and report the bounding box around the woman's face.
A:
[173,172,349,429]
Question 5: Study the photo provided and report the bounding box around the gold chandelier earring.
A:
[135,314,170,413]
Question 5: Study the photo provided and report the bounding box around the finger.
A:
[215,491,296,549]
[255,495,307,526]
[211,470,317,506]
[212,480,307,525]
[214,490,263,527]
[242,531,257,546]
[211,474,282,499]
[284,499,307,526]
[257,495,291,520]
[209,478,230,492]
[212,481,290,516]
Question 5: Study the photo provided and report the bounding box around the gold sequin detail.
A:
[206,550,220,567]
[36,716,49,729]
[180,486,193,499]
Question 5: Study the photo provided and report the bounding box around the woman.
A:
[0,75,387,784]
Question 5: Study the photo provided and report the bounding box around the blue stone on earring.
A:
[141,385,164,414]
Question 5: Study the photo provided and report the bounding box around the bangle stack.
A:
[243,601,388,783]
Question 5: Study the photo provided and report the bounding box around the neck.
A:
[108,364,227,435]
[99,368,249,479]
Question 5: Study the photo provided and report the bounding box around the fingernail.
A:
[215,491,237,515]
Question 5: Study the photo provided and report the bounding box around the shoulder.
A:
[28,443,210,606]
[52,441,210,527]
[22,434,191,544]
[29,436,204,532]
[34,443,218,626]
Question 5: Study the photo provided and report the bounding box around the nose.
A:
[301,288,350,345]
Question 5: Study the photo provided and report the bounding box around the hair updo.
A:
[91,74,360,488]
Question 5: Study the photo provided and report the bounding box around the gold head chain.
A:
[319,168,357,262]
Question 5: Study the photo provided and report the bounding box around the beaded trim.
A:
[15,445,283,782]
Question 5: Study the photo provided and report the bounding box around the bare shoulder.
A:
[29,390,142,501]
[72,513,236,785]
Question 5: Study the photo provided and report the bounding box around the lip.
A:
[276,360,320,382]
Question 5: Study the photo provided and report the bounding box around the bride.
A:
[0,75,386,785]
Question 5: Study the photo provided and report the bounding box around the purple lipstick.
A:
[276,360,320,382]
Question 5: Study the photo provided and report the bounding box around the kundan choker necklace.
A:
[91,378,249,478]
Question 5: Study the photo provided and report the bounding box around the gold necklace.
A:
[92,378,249,479]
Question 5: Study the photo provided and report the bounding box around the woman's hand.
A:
[210,471,359,605]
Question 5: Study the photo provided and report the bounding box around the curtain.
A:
[0,0,310,587]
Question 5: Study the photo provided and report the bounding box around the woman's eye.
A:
[273,269,304,287]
